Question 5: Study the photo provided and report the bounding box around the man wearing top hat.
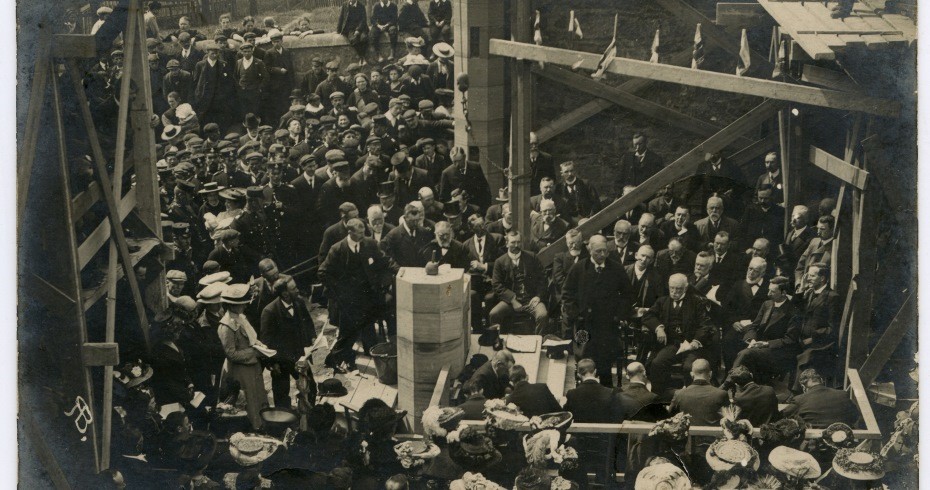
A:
[389,150,431,208]
[440,199,471,243]
[439,146,492,210]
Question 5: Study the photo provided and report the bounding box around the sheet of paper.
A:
[159,402,183,419]
[190,391,206,408]
[706,285,721,305]
[676,340,694,356]
[542,338,572,347]
[505,335,538,353]
[253,344,278,358]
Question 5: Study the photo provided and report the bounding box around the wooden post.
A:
[510,0,533,242]
[846,122,877,378]
[16,27,52,232]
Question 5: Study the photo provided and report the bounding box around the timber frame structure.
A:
[453,0,914,399]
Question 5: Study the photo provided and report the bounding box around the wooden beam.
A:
[81,343,121,367]
[716,3,774,27]
[858,293,914,387]
[801,64,864,93]
[488,40,899,117]
[809,146,869,189]
[532,65,755,146]
[537,99,783,264]
[731,132,780,169]
[847,368,882,436]
[51,34,97,58]
[428,365,451,408]
[510,0,533,244]
[534,51,693,145]
[17,27,52,233]
[21,408,72,490]
[76,187,138,269]
[71,159,136,224]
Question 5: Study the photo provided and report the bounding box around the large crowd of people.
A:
[64,2,915,489]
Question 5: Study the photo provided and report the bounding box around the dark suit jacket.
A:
[562,258,634,334]
[438,162,492,209]
[794,237,833,286]
[654,249,696,282]
[464,233,505,273]
[625,265,665,309]
[740,204,785,246]
[781,226,815,270]
[206,244,260,284]
[529,194,571,219]
[290,173,326,254]
[507,381,561,417]
[234,57,268,91]
[734,382,779,425]
[529,151,555,195]
[607,239,638,267]
[529,216,570,253]
[670,380,729,426]
[337,1,369,36]
[349,167,381,209]
[317,178,358,228]
[192,59,233,113]
[163,69,194,103]
[458,395,487,420]
[658,221,702,252]
[151,342,193,406]
[391,168,433,207]
[555,179,600,219]
[419,240,470,269]
[551,251,588,302]
[492,251,548,304]
[318,237,396,308]
[694,216,741,250]
[642,294,714,346]
[744,299,799,350]
[262,46,295,92]
[468,362,508,400]
[565,379,623,423]
[782,385,857,427]
[381,224,434,267]
[320,221,351,259]
[709,251,748,298]
[797,286,840,345]
[260,297,316,362]
[621,382,659,409]
[173,47,205,73]
[722,278,769,324]
[617,151,664,188]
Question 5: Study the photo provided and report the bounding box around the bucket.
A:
[370,342,398,385]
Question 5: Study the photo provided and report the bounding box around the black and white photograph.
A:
[14,0,923,487]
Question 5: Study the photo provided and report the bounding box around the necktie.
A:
[476,238,483,258]
[353,243,359,254]
[674,301,681,310]
[595,266,603,274]
[716,255,723,264]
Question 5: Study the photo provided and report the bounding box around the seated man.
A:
[529,199,570,252]
[458,379,488,420]
[655,237,696,283]
[467,350,514,400]
[506,365,561,417]
[620,362,659,412]
[781,369,857,427]
[490,231,549,334]
[725,366,778,426]
[564,359,635,423]
[732,276,800,381]
[642,274,715,397]
[669,359,729,426]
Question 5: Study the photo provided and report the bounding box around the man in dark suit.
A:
[350,154,383,210]
[658,206,701,252]
[626,245,664,315]
[260,275,316,408]
[781,369,857,427]
[616,132,664,189]
[172,32,204,73]
[233,43,268,119]
[725,366,778,426]
[370,0,399,61]
[562,235,635,386]
[564,359,632,423]
[464,216,504,329]
[642,274,716,397]
[458,379,488,419]
[319,219,397,370]
[366,205,394,243]
[529,199,570,253]
[419,221,469,268]
[669,359,729,425]
[794,215,835,291]
[506,365,561,417]
[317,160,357,229]
[689,252,719,297]
[427,0,453,43]
[192,43,234,130]
[797,263,840,348]
[261,30,296,124]
[390,151,433,208]
[206,229,260,283]
[607,220,639,267]
[721,257,770,370]
[467,350,515,400]
[529,177,571,219]
[490,231,550,335]
[756,152,784,205]
[555,160,601,224]
[709,231,748,299]
[647,185,678,225]
[438,147,492,210]
[655,238,696,282]
[694,196,741,250]
[739,186,785,247]
[732,276,801,379]
[381,203,434,267]
[163,59,194,104]
[694,152,745,205]
[529,132,555,196]
[551,230,587,309]
[319,202,360,259]
[620,362,659,412]
[636,213,666,251]
[337,0,370,64]
[290,155,326,266]
[777,205,815,279]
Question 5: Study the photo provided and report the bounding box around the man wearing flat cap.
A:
[163,59,194,104]
[389,151,432,208]
[301,57,327,97]
[413,137,445,186]
[234,43,269,120]
[328,91,359,126]
[262,29,295,123]
[290,154,327,265]
[439,146,492,210]
[212,152,251,188]
[318,159,357,228]
[315,60,353,110]
[207,229,261,283]
[166,223,200,291]
[193,40,235,131]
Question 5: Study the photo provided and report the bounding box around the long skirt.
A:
[226,360,267,430]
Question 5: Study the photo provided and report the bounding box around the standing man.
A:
[381,203,434,267]
[192,42,234,131]
[172,32,203,73]
[371,0,399,62]
[740,186,785,247]
[562,235,634,386]
[669,359,729,425]
[262,29,295,124]
[337,0,370,65]
[234,43,268,120]
[438,147,492,209]
[528,132,555,196]
[465,215,504,330]
[755,152,784,205]
[778,205,815,278]
[319,218,397,371]
[290,154,326,267]
[617,132,664,189]
[260,275,316,409]
[794,216,835,291]
[642,274,715,397]
[490,231,549,335]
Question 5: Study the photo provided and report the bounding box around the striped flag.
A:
[691,23,705,69]
[569,10,583,39]
[592,14,618,79]
[533,10,543,45]
[650,29,660,63]
[772,37,787,78]
[736,28,751,76]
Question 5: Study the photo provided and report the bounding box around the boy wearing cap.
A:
[370,0,399,62]
[163,59,194,104]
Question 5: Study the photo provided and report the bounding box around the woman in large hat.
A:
[217,283,270,430]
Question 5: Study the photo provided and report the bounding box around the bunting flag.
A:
[592,13,618,79]
[533,10,543,45]
[736,28,751,76]
[691,23,705,69]
[772,37,787,78]
[650,29,660,63]
[569,10,583,39]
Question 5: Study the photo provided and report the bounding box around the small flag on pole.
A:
[736,28,751,76]
[592,13,618,79]
[569,10,583,39]
[533,10,543,45]
[772,37,787,78]
[649,29,660,63]
[691,23,705,69]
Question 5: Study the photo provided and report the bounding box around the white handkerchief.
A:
[368,257,374,265]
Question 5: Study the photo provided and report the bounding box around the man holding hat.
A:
[260,274,316,409]
[389,150,432,207]
[262,29,295,123]
[439,146,492,210]
[234,43,269,119]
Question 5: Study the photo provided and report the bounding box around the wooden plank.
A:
[731,133,781,169]
[51,34,97,58]
[76,187,139,269]
[537,99,783,264]
[809,146,869,189]
[81,343,120,367]
[487,40,898,117]
[429,365,451,407]
[80,237,161,312]
[17,28,52,232]
[716,3,774,27]
[758,0,837,59]
[858,294,915,387]
[71,159,137,224]
[510,0,533,244]
[847,368,882,436]
[836,279,856,349]
[801,64,863,93]
[533,65,755,145]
